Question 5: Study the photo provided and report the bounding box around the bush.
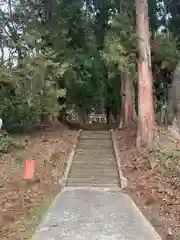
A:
[0,136,12,153]
[0,52,66,133]
[0,91,42,132]
[0,135,26,153]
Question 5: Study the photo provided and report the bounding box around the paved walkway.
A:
[32,131,162,240]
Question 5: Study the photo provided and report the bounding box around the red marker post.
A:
[23,159,35,180]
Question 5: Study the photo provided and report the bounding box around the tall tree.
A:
[164,0,180,41]
[135,0,155,151]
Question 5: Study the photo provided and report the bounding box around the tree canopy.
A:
[0,0,179,132]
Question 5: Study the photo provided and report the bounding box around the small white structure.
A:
[88,113,106,124]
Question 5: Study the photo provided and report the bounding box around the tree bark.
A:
[119,68,134,128]
[135,0,155,151]
[124,67,134,126]
[78,110,89,129]
[106,108,115,125]
[119,76,125,129]
[108,110,114,125]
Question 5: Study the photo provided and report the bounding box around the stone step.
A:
[78,141,112,145]
[72,162,117,166]
[69,172,119,178]
[81,132,111,140]
[69,164,118,170]
[67,176,119,181]
[74,156,115,160]
[68,172,119,178]
[73,157,116,163]
[69,165,118,171]
[78,146,113,149]
[80,141,112,145]
[73,156,115,161]
[69,169,118,175]
[75,149,114,155]
[72,166,117,171]
[82,131,110,134]
[81,136,111,140]
[71,158,117,164]
[68,174,119,180]
[74,155,115,160]
[70,162,117,168]
[67,182,120,187]
[73,154,116,163]
[81,134,110,137]
[66,182,120,187]
[73,159,116,163]
[76,147,113,151]
[66,130,120,189]
[71,165,117,170]
[78,145,112,149]
[69,168,118,175]
[69,171,118,176]
[79,139,112,143]
[73,155,116,161]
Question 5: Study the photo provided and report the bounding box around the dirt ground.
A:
[0,125,77,240]
[116,126,180,240]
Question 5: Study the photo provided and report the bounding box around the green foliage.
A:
[0,49,66,132]
[1,0,137,125]
[0,136,12,153]
[1,0,180,129]
[103,12,137,76]
[164,0,180,40]
[0,136,25,153]
[152,34,180,69]
[102,9,138,115]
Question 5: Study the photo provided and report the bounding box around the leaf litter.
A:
[0,126,77,240]
[116,126,180,240]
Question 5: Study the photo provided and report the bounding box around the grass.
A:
[22,199,52,240]
[30,200,51,222]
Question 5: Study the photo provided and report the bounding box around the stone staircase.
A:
[32,130,162,240]
[67,131,120,188]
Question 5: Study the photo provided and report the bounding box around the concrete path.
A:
[32,131,162,240]
[32,188,161,240]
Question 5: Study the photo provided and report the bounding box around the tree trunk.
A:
[119,77,125,129]
[106,108,114,125]
[135,0,155,151]
[119,69,134,128]
[124,67,133,126]
[132,83,137,123]
[108,110,114,125]
[58,108,67,123]
[78,110,89,129]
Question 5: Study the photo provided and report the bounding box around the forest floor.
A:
[116,126,180,240]
[0,123,77,240]
[2,123,180,240]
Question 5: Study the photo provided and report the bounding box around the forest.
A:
[1,0,180,239]
[0,0,179,145]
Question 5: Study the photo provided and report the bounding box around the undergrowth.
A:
[0,135,26,153]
